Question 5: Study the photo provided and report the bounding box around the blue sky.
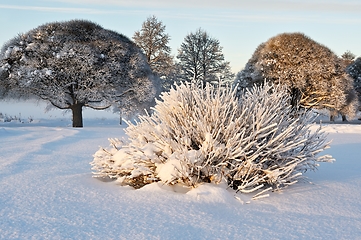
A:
[1,0,360,73]
[0,0,360,118]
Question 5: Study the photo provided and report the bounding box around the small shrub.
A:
[90,82,333,196]
[0,112,22,123]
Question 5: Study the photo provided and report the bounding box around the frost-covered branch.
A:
[90,82,334,197]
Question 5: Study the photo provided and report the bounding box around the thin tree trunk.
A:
[342,115,348,122]
[71,103,83,127]
[290,87,301,110]
[330,110,337,122]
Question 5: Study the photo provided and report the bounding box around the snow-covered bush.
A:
[0,112,22,123]
[90,82,334,196]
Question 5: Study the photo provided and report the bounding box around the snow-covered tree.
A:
[234,32,358,121]
[91,82,333,198]
[0,20,159,127]
[346,57,361,111]
[341,50,356,66]
[133,16,175,91]
[177,29,234,86]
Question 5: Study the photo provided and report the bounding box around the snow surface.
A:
[0,119,361,239]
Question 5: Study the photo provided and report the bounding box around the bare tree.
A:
[0,20,159,127]
[234,32,358,121]
[177,28,234,86]
[133,16,175,91]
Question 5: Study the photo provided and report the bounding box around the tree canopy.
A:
[234,32,358,120]
[0,20,159,127]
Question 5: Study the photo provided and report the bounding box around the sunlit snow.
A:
[0,118,360,239]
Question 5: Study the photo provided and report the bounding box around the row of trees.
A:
[133,16,361,121]
[0,17,234,127]
[0,17,360,127]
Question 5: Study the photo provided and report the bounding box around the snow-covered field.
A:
[1,118,360,239]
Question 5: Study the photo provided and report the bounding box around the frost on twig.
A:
[90,82,334,197]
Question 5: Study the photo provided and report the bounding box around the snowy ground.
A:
[0,118,361,239]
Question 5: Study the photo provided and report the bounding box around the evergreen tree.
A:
[234,32,358,121]
[177,29,234,86]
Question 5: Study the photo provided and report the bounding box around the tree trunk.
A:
[330,110,337,122]
[71,103,84,127]
[290,87,301,109]
[342,115,348,122]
